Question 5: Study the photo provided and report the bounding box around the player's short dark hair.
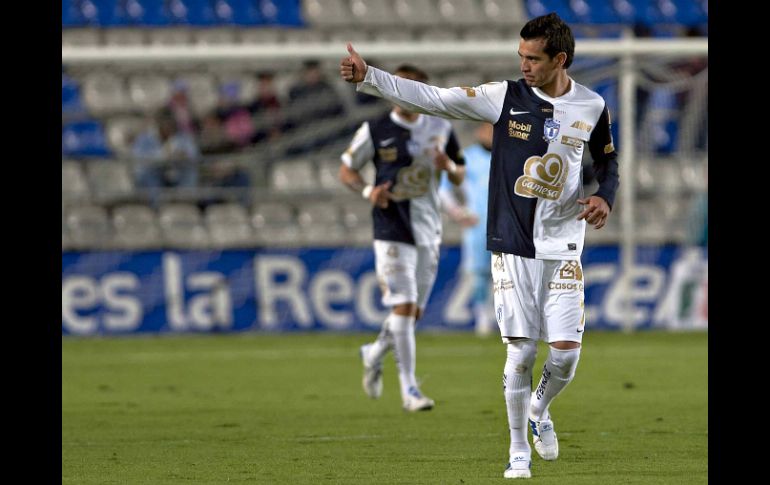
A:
[394,64,429,83]
[520,12,575,69]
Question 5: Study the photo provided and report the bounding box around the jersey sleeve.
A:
[587,104,619,209]
[358,66,507,124]
[445,129,465,165]
[341,121,375,171]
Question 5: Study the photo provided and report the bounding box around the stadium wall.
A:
[61,244,707,336]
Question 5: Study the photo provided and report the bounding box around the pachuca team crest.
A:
[543,118,560,143]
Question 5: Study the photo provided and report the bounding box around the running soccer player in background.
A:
[340,12,619,479]
[338,64,466,412]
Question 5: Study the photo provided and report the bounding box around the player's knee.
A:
[506,338,538,374]
[547,346,581,377]
[392,303,417,317]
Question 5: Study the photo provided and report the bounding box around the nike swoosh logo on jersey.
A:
[379,137,396,146]
[509,109,529,116]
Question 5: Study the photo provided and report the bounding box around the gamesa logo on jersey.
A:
[543,118,560,142]
[514,153,568,200]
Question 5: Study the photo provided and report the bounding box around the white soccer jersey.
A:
[342,110,465,246]
[357,67,619,260]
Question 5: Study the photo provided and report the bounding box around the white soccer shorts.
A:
[373,240,439,311]
[491,252,585,343]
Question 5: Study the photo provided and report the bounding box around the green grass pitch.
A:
[62,330,707,484]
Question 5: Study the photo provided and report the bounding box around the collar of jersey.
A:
[532,77,576,103]
[389,110,424,129]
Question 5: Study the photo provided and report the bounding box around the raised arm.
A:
[341,43,506,124]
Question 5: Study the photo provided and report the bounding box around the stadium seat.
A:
[654,0,696,25]
[302,0,350,28]
[535,0,578,23]
[62,120,113,157]
[112,204,163,249]
[82,72,130,116]
[611,0,636,24]
[105,116,151,156]
[581,0,621,24]
[227,0,266,26]
[158,203,211,248]
[174,73,219,117]
[437,0,486,26]
[260,0,304,26]
[62,74,86,118]
[269,159,317,192]
[67,205,113,250]
[341,204,372,246]
[482,0,528,26]
[650,160,682,194]
[180,0,218,26]
[524,0,551,19]
[296,201,347,246]
[636,198,675,243]
[86,161,136,204]
[204,203,254,248]
[634,159,655,193]
[317,159,347,194]
[627,0,664,25]
[63,0,85,27]
[394,0,441,28]
[348,0,400,27]
[251,202,302,246]
[124,0,172,26]
[63,0,103,27]
[680,161,707,192]
[62,161,92,203]
[128,74,173,113]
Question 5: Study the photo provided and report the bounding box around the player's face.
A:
[518,38,563,89]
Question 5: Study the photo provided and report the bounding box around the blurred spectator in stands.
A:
[199,157,251,208]
[131,110,200,206]
[168,83,195,135]
[198,112,233,155]
[248,71,287,143]
[288,60,345,121]
[218,82,257,149]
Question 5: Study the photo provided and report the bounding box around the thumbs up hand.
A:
[340,43,368,83]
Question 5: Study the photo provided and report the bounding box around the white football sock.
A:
[504,339,538,460]
[364,315,393,364]
[530,346,581,422]
[390,314,418,400]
